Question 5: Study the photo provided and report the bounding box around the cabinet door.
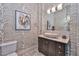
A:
[49,41,56,56]
[38,37,44,52]
[42,39,49,56]
[55,42,65,56]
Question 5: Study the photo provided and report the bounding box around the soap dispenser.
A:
[51,26,55,31]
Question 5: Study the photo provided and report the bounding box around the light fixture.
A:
[57,4,63,11]
[51,6,56,13]
[47,9,51,14]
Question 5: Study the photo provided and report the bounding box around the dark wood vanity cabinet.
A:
[38,37,65,56]
[38,37,49,55]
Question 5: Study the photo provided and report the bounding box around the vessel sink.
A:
[44,32,59,39]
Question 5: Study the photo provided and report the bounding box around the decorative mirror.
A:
[47,13,54,30]
[47,4,71,31]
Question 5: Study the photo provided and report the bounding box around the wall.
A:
[0,3,39,51]
[68,4,77,56]
[0,4,4,44]
[76,4,79,55]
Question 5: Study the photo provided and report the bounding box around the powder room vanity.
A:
[38,31,70,56]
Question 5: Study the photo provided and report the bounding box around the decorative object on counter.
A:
[51,26,55,31]
[62,35,67,39]
[15,10,31,31]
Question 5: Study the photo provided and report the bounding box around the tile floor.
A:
[17,45,44,56]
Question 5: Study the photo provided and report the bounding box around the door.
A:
[55,42,65,56]
[49,40,56,56]
[42,39,49,56]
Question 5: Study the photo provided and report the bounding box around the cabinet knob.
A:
[58,46,61,48]
[58,51,61,54]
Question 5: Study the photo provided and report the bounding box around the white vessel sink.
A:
[44,32,59,39]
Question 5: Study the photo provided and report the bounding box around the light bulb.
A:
[51,6,56,13]
[57,4,63,11]
[47,9,51,14]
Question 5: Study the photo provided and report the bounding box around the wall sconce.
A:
[47,4,63,14]
[57,4,63,11]
[47,9,51,14]
[51,6,56,13]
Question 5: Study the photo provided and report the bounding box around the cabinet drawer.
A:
[55,42,65,56]
[43,39,49,55]
[55,50,65,56]
[56,42,65,51]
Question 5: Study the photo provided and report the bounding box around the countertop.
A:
[38,35,70,44]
